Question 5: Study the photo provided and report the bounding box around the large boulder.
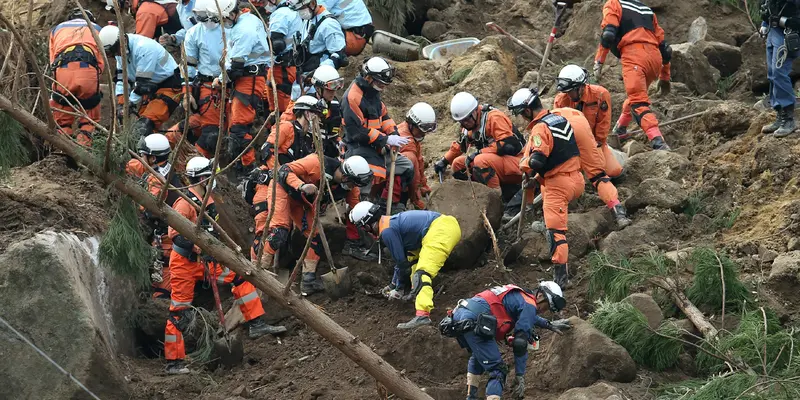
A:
[670,43,721,94]
[457,60,511,104]
[623,150,692,185]
[769,251,800,282]
[380,325,463,382]
[624,178,687,212]
[421,21,448,41]
[600,208,680,257]
[622,293,663,330]
[0,232,135,399]
[429,180,503,269]
[521,210,613,262]
[447,36,517,103]
[699,41,742,77]
[687,17,708,44]
[528,317,637,391]
[557,382,626,400]
[697,102,757,138]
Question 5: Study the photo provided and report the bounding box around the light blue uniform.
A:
[320,0,371,30]
[173,0,196,45]
[224,11,269,75]
[114,34,178,104]
[184,23,225,79]
[303,8,346,67]
[268,3,303,65]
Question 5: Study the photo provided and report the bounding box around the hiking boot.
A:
[165,360,190,375]
[613,204,632,228]
[553,264,569,288]
[247,317,287,339]
[301,272,324,296]
[774,106,797,137]
[501,211,517,224]
[397,315,432,330]
[762,107,784,134]
[613,123,631,141]
[342,240,378,261]
[650,136,671,151]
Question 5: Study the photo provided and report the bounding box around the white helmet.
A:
[293,95,326,114]
[98,25,121,52]
[406,102,437,133]
[341,156,373,187]
[506,88,540,116]
[311,65,343,91]
[361,57,395,84]
[193,0,216,17]
[186,156,213,177]
[349,200,381,227]
[538,281,566,312]
[289,0,314,10]
[450,92,478,121]
[206,0,237,18]
[556,64,588,93]
[138,133,171,157]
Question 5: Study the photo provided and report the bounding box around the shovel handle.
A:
[204,259,227,328]
[385,149,398,216]
[485,22,557,67]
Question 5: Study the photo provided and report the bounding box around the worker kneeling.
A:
[439,282,571,400]
[164,157,286,375]
[350,202,462,330]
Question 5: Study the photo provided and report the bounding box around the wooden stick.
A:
[326,183,344,224]
[464,151,507,270]
[385,149,397,216]
[626,111,708,136]
[485,22,557,66]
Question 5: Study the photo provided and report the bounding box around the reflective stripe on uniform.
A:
[234,291,259,305]
[165,334,178,342]
[619,0,653,15]
[171,299,192,308]
[217,268,233,284]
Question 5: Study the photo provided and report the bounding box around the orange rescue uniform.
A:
[398,122,431,209]
[135,0,182,39]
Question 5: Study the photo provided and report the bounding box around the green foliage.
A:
[186,307,221,363]
[683,190,741,230]
[657,373,760,400]
[588,251,675,301]
[364,0,415,34]
[99,196,153,288]
[0,111,30,177]
[591,300,682,371]
[449,67,473,85]
[717,76,735,99]
[686,248,752,313]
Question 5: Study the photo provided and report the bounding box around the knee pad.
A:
[629,103,653,127]
[266,227,289,251]
[589,172,610,187]
[472,166,496,185]
[168,309,193,332]
[309,234,324,258]
[452,170,468,181]
[546,229,567,258]
[197,126,219,153]
[410,270,432,296]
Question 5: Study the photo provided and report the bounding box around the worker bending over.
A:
[320,0,374,56]
[398,102,437,210]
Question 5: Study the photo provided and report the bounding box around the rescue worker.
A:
[438,282,571,400]
[398,103,436,210]
[342,57,415,212]
[554,65,631,227]
[760,0,800,136]
[260,154,373,295]
[265,0,303,113]
[133,0,183,39]
[508,88,584,287]
[289,0,348,75]
[99,25,184,139]
[594,0,672,150]
[320,0,374,56]
[165,157,286,374]
[209,0,270,177]
[349,201,462,330]
[261,95,323,170]
[48,9,104,148]
[309,64,346,158]
[158,0,197,46]
[434,92,525,199]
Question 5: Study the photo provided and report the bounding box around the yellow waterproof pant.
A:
[409,215,462,314]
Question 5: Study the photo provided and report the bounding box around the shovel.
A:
[318,220,353,299]
[203,258,243,368]
[385,149,398,216]
[536,2,568,89]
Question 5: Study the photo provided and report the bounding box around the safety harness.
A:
[610,0,655,57]
[475,285,537,342]
[531,112,580,174]
[460,105,526,154]
[51,45,104,110]
[172,189,218,260]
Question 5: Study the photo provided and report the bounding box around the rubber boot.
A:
[259,252,275,270]
[553,264,569,287]
[466,386,480,400]
[613,204,632,228]
[613,122,631,141]
[301,272,324,296]
[246,316,287,339]
[649,136,671,151]
[762,106,784,134]
[774,105,797,137]
[342,240,378,261]
[165,359,190,375]
[397,315,432,330]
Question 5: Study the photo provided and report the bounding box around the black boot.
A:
[246,317,287,339]
[613,204,632,228]
[165,359,190,375]
[762,106,784,134]
[301,272,324,296]
[774,105,797,137]
[649,136,671,151]
[342,240,378,261]
[553,264,569,287]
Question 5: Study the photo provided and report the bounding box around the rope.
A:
[776,42,788,69]
[0,314,103,400]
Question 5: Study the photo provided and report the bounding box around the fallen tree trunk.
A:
[651,276,719,339]
[0,94,434,400]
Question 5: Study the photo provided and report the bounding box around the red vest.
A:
[475,284,537,342]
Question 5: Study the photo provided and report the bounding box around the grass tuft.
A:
[686,248,751,313]
[99,196,153,288]
[449,66,473,85]
[0,111,30,177]
[588,251,675,301]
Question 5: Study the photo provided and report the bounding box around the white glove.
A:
[760,25,769,38]
[593,61,604,81]
[387,289,403,300]
[299,183,317,196]
[386,135,409,148]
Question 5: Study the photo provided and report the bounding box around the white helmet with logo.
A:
[98,25,121,52]
[361,57,395,84]
[556,64,589,93]
[293,95,326,114]
[450,92,478,121]
[186,156,213,178]
[138,134,171,157]
[341,156,373,187]
[538,281,566,312]
[506,88,540,116]
[349,200,381,227]
[407,102,437,133]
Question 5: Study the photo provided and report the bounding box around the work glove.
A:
[385,134,409,148]
[511,376,525,399]
[464,151,479,170]
[548,319,572,335]
[299,183,317,197]
[386,289,403,300]
[657,79,671,96]
[381,284,395,297]
[592,61,604,81]
[158,34,177,46]
[760,25,769,39]
[433,157,448,174]
[183,94,197,112]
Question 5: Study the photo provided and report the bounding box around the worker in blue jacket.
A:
[158,0,196,46]
[265,0,304,113]
[350,201,461,330]
[439,282,571,400]
[290,0,348,75]
[320,0,373,56]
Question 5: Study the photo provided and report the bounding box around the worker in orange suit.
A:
[164,156,286,375]
[434,92,525,201]
[130,0,183,39]
[508,88,584,288]
[48,9,105,148]
[594,0,672,151]
[398,102,437,210]
[554,65,631,227]
[257,154,373,295]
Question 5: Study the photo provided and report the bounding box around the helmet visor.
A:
[556,78,580,93]
[371,66,395,84]
[193,10,210,22]
[417,121,437,133]
[321,77,344,91]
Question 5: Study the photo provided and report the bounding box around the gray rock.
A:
[457,60,512,105]
[665,247,694,265]
[0,232,136,399]
[623,140,648,157]
[691,213,714,234]
[622,293,663,330]
[760,245,779,264]
[624,150,692,185]
[600,209,679,257]
[625,178,687,212]
[421,21,447,41]
[557,382,626,400]
[670,43,721,94]
[528,317,637,391]
[687,17,708,44]
[769,251,800,281]
[699,41,742,77]
[788,237,800,251]
[698,102,757,138]
[519,70,539,90]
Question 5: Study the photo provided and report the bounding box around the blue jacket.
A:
[114,34,178,104]
[184,22,225,79]
[225,11,269,72]
[174,0,196,44]
[268,2,303,64]
[303,8,346,67]
[320,0,372,29]
[380,210,441,269]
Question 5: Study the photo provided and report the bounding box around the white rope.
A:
[0,314,103,400]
